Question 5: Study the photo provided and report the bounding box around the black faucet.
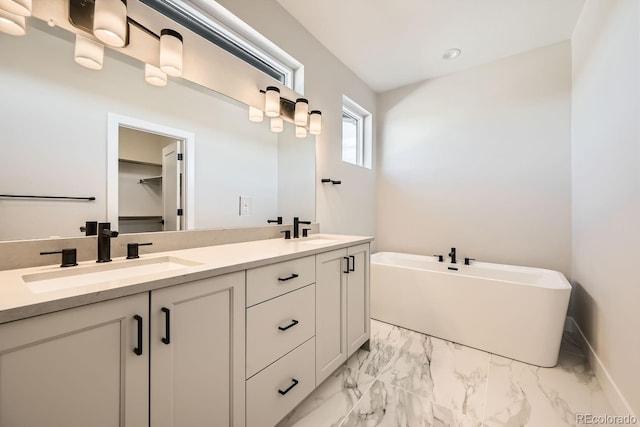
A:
[97,222,119,263]
[293,217,311,239]
[448,247,457,264]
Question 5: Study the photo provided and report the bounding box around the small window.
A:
[342,96,372,168]
[141,0,303,92]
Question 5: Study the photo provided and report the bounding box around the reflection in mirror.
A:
[118,127,184,234]
[0,19,315,242]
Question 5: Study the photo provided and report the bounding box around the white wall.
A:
[0,26,284,240]
[572,0,640,415]
[377,42,572,277]
[119,127,176,165]
[217,0,378,238]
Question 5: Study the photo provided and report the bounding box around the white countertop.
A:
[0,234,373,324]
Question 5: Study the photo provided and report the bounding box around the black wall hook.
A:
[321,178,341,185]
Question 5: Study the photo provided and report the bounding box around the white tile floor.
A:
[277,320,616,427]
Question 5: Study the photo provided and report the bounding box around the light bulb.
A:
[270,117,284,133]
[294,98,309,126]
[295,126,307,138]
[264,86,280,118]
[309,110,322,135]
[0,9,25,36]
[0,0,31,17]
[74,34,104,70]
[160,29,183,77]
[249,106,264,123]
[145,64,167,87]
[93,0,127,48]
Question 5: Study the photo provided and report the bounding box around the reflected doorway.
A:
[118,127,184,233]
[107,113,195,233]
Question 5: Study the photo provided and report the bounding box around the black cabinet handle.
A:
[278,378,299,395]
[133,315,143,356]
[278,319,299,331]
[161,307,171,345]
[349,255,355,272]
[343,256,350,273]
[278,273,299,282]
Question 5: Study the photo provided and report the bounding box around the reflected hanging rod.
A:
[0,194,96,201]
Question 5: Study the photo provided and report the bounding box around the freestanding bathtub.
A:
[371,252,571,367]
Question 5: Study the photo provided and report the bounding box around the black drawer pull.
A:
[133,315,143,356]
[161,307,171,345]
[278,273,299,282]
[343,256,350,273]
[349,255,355,272]
[278,319,299,331]
[278,378,299,395]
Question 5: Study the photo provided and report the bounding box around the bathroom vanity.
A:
[0,234,371,427]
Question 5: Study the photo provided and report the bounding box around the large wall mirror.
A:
[0,16,316,242]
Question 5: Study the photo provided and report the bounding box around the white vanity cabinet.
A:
[0,273,245,427]
[245,256,317,427]
[0,236,372,427]
[0,293,149,427]
[315,243,370,384]
[150,272,246,427]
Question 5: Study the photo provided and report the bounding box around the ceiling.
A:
[276,0,585,93]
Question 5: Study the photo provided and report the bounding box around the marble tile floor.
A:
[277,320,617,427]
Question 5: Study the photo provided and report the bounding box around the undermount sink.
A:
[23,256,201,294]
[296,238,338,246]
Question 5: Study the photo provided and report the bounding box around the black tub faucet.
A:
[448,247,457,264]
[293,217,311,239]
[97,222,119,263]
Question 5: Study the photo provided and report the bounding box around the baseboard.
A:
[566,316,637,418]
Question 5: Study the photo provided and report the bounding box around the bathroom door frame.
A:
[106,113,195,231]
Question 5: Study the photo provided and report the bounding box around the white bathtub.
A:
[371,252,571,367]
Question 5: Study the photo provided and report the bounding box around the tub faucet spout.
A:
[448,247,457,264]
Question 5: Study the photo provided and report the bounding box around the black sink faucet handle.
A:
[302,228,311,237]
[79,221,98,236]
[127,242,153,259]
[464,257,475,266]
[433,254,444,262]
[267,216,283,224]
[281,230,291,240]
[40,248,78,267]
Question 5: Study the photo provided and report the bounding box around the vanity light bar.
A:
[257,88,322,136]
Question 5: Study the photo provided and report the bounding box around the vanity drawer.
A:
[246,255,315,307]
[246,284,315,378]
[246,338,315,427]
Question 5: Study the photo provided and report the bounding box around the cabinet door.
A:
[150,272,245,427]
[315,248,348,384]
[346,243,371,356]
[0,294,149,427]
